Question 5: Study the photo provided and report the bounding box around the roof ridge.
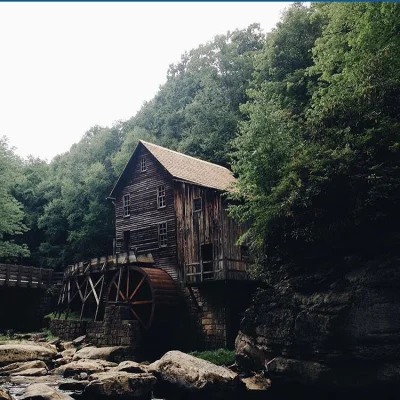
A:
[140,140,231,172]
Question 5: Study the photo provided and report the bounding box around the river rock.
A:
[11,367,48,376]
[61,348,76,358]
[148,350,243,396]
[114,360,148,373]
[72,335,86,346]
[19,383,74,400]
[85,371,156,398]
[72,346,125,362]
[0,360,47,375]
[58,379,88,391]
[52,359,106,377]
[60,342,74,351]
[235,256,400,389]
[0,388,12,400]
[241,373,271,391]
[0,342,57,365]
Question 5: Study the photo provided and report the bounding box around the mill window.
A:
[158,222,168,247]
[140,157,146,172]
[193,197,202,212]
[157,185,166,209]
[123,194,130,217]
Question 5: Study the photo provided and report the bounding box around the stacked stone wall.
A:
[49,319,87,341]
[49,306,140,347]
[86,306,140,347]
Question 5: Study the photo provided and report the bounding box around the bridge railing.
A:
[0,264,58,289]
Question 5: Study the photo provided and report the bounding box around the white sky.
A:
[0,2,290,161]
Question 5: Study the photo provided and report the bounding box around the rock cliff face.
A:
[235,256,400,389]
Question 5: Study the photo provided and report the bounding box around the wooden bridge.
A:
[0,264,62,289]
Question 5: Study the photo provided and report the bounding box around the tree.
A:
[231,3,400,271]
[0,137,29,260]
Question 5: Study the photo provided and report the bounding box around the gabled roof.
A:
[109,140,235,197]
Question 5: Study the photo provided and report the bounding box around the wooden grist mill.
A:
[56,251,178,331]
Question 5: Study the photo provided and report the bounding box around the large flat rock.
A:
[149,350,242,396]
[85,371,156,398]
[72,346,126,362]
[19,383,74,400]
[0,343,57,365]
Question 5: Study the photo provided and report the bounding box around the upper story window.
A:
[158,222,168,247]
[157,185,166,209]
[123,194,130,217]
[140,157,146,172]
[193,197,202,212]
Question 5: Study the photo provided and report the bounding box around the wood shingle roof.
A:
[109,140,235,197]
[140,141,235,191]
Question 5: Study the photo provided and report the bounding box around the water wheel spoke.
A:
[129,276,145,300]
[113,281,126,301]
[130,307,148,329]
[129,299,153,305]
[126,268,130,299]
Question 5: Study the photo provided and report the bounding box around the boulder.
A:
[241,373,271,391]
[0,360,47,375]
[58,379,89,391]
[0,342,57,365]
[85,371,156,398]
[73,346,125,362]
[19,383,74,400]
[148,350,243,396]
[60,342,74,351]
[11,367,48,377]
[114,360,148,373]
[51,359,106,377]
[61,349,76,359]
[72,335,86,347]
[0,389,12,400]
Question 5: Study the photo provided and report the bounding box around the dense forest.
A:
[1,2,399,274]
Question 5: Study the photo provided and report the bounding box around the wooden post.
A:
[94,275,104,322]
[5,265,10,285]
[223,257,228,280]
[80,278,89,321]
[116,267,122,302]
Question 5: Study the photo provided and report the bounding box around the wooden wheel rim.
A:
[107,266,155,330]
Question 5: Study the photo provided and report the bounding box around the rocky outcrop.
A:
[149,350,243,398]
[85,371,156,398]
[0,342,57,365]
[236,256,400,389]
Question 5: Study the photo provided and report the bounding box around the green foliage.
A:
[132,24,264,165]
[231,2,400,272]
[189,348,235,366]
[0,137,30,261]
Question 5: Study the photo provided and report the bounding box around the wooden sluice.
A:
[57,251,178,330]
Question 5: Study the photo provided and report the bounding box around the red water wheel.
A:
[107,266,177,330]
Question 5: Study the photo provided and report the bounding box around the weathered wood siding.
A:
[114,148,177,280]
[174,182,246,279]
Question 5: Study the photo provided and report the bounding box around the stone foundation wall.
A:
[86,306,140,347]
[184,286,227,349]
[49,320,87,341]
[49,306,140,347]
